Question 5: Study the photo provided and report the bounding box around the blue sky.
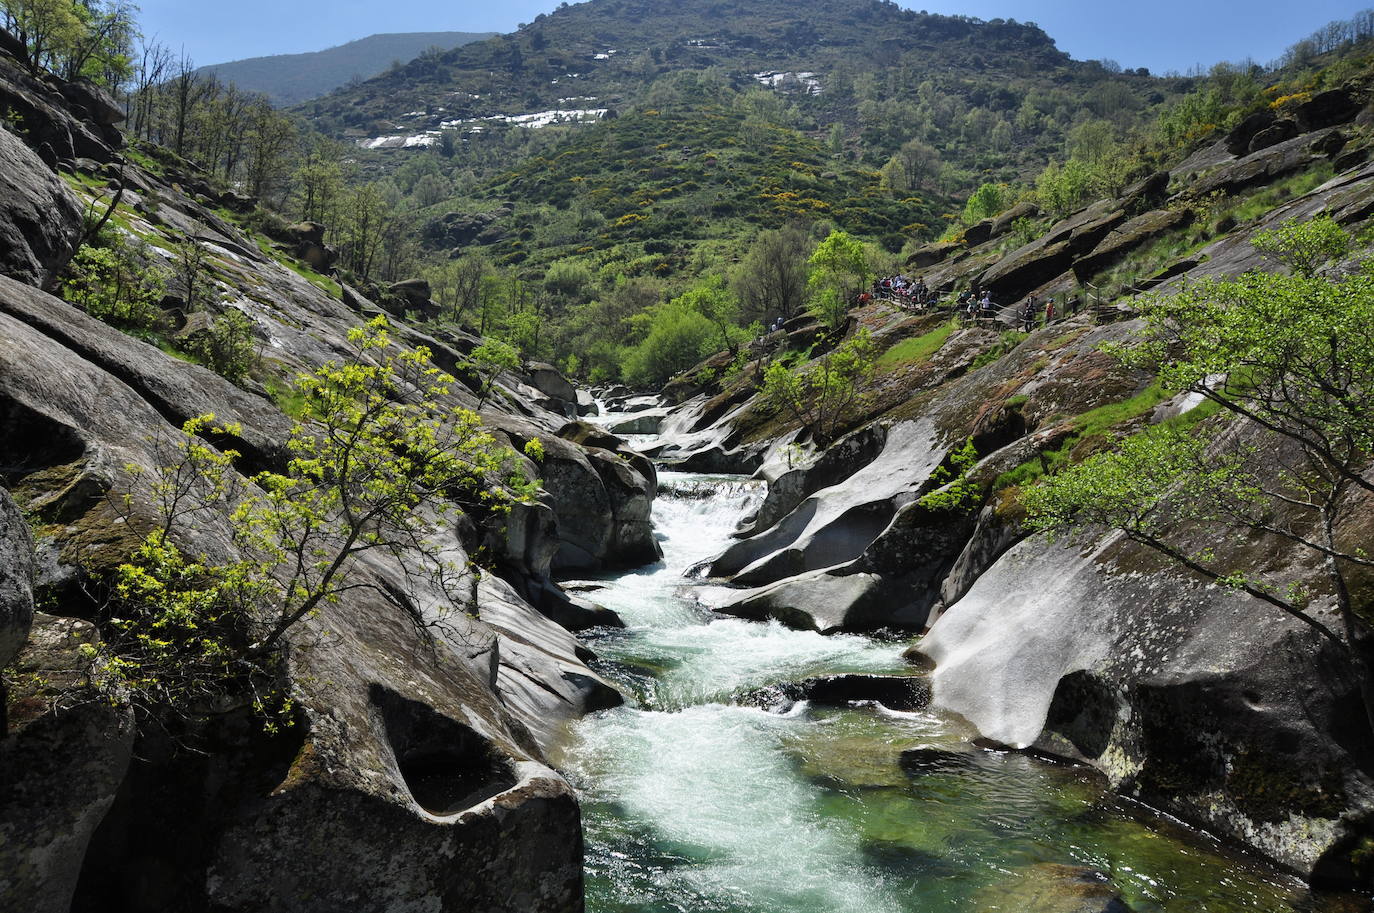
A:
[138,0,1371,74]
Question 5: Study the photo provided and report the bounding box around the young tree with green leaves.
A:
[678,275,743,357]
[468,338,520,407]
[762,329,877,448]
[1251,213,1351,278]
[98,318,533,721]
[808,230,872,329]
[1023,218,1374,734]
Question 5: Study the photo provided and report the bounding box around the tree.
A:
[678,275,743,356]
[183,309,258,384]
[761,330,877,447]
[2,0,84,74]
[623,297,716,387]
[98,318,532,720]
[1035,158,1094,219]
[243,97,297,204]
[175,236,211,313]
[734,223,810,325]
[807,230,872,328]
[1251,214,1350,278]
[59,0,136,85]
[880,138,940,195]
[962,182,1008,224]
[468,338,520,407]
[1023,219,1374,734]
[62,230,168,332]
[295,140,345,225]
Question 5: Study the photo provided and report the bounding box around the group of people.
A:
[956,287,996,318]
[860,274,1088,331]
[867,275,939,310]
[1017,293,1082,330]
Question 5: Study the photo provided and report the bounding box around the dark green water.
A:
[559,473,1367,913]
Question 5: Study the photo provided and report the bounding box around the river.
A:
[555,470,1361,913]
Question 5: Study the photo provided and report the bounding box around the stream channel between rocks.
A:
[553,470,1362,913]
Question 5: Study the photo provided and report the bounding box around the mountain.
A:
[303,0,1162,176]
[197,31,497,105]
[298,0,1183,275]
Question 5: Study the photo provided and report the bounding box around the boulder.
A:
[515,421,658,574]
[1334,145,1371,172]
[939,505,1024,609]
[979,202,1125,301]
[1294,89,1363,131]
[606,409,668,435]
[477,574,623,752]
[0,274,294,473]
[588,449,661,569]
[388,278,432,306]
[1193,131,1325,197]
[0,281,594,912]
[288,222,337,272]
[425,209,508,248]
[1225,109,1276,157]
[1248,119,1298,154]
[0,53,116,162]
[0,125,83,286]
[744,673,930,712]
[709,420,947,586]
[1072,207,1194,281]
[974,863,1132,913]
[990,201,1040,238]
[906,239,964,269]
[740,423,887,537]
[716,567,890,633]
[524,361,577,405]
[288,221,327,246]
[1119,171,1171,215]
[1310,129,1348,157]
[921,524,1374,879]
[58,79,125,126]
[963,217,995,246]
[979,238,1076,304]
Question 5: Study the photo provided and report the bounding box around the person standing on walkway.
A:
[1044,297,1055,327]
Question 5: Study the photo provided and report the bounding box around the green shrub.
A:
[184,310,258,384]
[623,298,717,386]
[63,234,168,333]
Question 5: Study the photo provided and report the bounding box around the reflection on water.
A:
[560,472,1365,913]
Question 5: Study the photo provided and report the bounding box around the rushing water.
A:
[558,471,1365,913]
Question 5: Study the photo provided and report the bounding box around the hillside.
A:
[285,0,1192,381]
[197,31,496,105]
[303,0,1174,182]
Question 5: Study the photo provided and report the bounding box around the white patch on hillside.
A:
[752,71,823,95]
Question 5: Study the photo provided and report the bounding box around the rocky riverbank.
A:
[635,85,1374,887]
[0,40,658,912]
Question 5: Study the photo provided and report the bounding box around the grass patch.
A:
[1223,162,1337,227]
[263,375,309,418]
[994,381,1174,490]
[877,319,957,371]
